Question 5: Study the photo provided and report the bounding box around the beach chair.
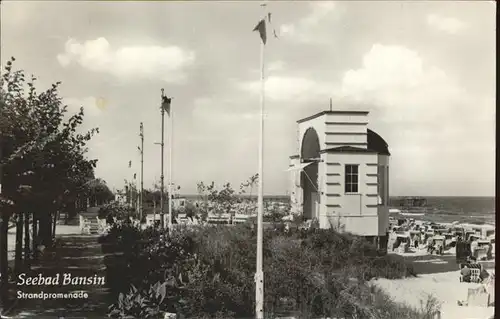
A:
[474,247,488,261]
[470,268,482,283]
[433,236,445,255]
[460,263,482,283]
[398,243,407,254]
[467,286,490,307]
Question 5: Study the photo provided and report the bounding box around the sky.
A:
[1,1,496,196]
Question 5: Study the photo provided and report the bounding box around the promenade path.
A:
[8,233,112,319]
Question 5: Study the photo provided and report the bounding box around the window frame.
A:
[344,164,359,194]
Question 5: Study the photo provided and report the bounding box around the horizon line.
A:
[174,194,495,198]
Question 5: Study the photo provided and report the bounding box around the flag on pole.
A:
[253,19,267,45]
[162,96,172,115]
[253,9,278,45]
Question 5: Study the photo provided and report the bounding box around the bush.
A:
[108,282,169,319]
[106,225,428,319]
[99,202,136,221]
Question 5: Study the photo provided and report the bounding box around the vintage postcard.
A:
[0,1,495,318]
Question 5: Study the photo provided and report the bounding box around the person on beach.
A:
[461,265,472,282]
[487,243,493,260]
[470,239,479,258]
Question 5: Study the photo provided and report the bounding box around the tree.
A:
[240,173,258,198]
[0,57,99,311]
[85,178,115,207]
[239,173,258,214]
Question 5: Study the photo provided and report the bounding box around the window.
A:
[344,164,359,193]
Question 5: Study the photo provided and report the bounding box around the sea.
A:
[389,196,495,225]
[182,194,496,225]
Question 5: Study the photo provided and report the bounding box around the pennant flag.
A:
[253,19,267,45]
[128,160,132,168]
[253,10,278,45]
[162,96,172,115]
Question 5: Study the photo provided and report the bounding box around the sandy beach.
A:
[373,245,495,319]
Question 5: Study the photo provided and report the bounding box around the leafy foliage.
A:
[99,202,136,221]
[85,178,114,206]
[1,57,99,217]
[0,57,102,306]
[104,217,426,319]
[103,177,422,318]
[108,283,169,319]
[196,182,240,216]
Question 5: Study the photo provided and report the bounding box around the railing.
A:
[78,215,101,234]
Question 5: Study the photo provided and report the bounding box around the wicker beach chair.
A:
[470,268,482,283]
[460,263,482,283]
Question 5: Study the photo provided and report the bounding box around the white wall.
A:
[324,113,369,125]
[322,152,380,236]
[298,112,370,153]
[293,111,390,237]
[325,133,368,145]
[324,112,369,149]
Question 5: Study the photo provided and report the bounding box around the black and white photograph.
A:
[0,1,495,318]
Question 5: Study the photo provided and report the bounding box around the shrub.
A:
[106,224,425,318]
[108,283,169,319]
[99,202,136,221]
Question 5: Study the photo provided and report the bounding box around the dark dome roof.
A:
[367,129,390,156]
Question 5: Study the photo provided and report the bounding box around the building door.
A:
[301,163,318,220]
[300,127,320,221]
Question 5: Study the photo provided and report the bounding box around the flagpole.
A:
[255,6,266,319]
[160,89,166,229]
[140,122,144,222]
[135,177,139,214]
[168,101,173,233]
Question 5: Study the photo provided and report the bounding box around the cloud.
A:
[336,43,494,190]
[279,2,338,42]
[426,14,466,34]
[338,44,464,124]
[57,38,195,82]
